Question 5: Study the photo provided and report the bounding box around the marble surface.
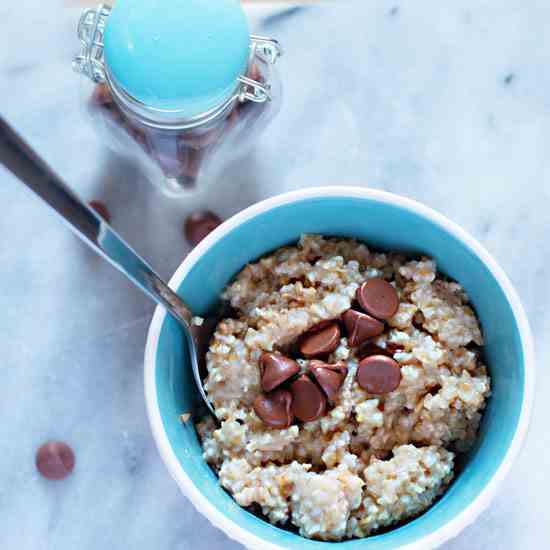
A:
[1,1,549,548]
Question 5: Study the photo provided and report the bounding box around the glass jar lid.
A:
[104,0,249,116]
[73,1,282,129]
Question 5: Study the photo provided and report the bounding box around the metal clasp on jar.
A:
[238,35,282,103]
[73,4,111,83]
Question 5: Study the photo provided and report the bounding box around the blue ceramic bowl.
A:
[145,187,534,550]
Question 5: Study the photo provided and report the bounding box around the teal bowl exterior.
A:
[145,187,534,550]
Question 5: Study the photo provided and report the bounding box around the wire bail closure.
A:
[238,35,282,103]
[73,4,111,83]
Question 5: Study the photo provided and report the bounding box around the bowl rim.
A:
[144,186,535,550]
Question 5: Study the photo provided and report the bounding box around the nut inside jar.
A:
[87,62,272,191]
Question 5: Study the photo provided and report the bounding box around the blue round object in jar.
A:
[103,0,250,117]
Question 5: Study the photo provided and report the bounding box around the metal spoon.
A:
[0,116,215,415]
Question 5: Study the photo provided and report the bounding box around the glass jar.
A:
[73,1,282,196]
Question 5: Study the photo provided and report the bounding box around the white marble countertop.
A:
[1,1,549,548]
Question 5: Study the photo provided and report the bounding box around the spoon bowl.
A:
[145,186,534,550]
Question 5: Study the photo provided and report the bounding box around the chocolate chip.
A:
[357,278,399,320]
[177,146,203,179]
[357,342,393,360]
[309,360,348,400]
[342,309,384,346]
[184,210,221,247]
[154,148,184,179]
[35,441,75,480]
[103,102,124,124]
[253,388,294,428]
[224,107,241,133]
[299,322,341,358]
[290,374,327,422]
[89,200,111,223]
[91,83,113,106]
[307,320,335,332]
[357,355,402,394]
[182,126,223,148]
[247,63,263,83]
[260,352,300,392]
[129,126,151,153]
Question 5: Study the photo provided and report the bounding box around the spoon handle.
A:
[0,116,193,327]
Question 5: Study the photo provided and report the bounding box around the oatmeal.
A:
[197,235,490,540]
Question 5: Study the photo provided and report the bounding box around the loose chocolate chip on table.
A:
[342,309,384,346]
[184,210,222,247]
[35,441,75,480]
[300,322,341,358]
[356,278,399,320]
[309,360,348,400]
[260,352,300,392]
[357,355,402,395]
[290,374,327,422]
[253,388,294,428]
[89,200,111,223]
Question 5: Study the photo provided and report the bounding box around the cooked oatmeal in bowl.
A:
[196,234,491,541]
[145,187,533,550]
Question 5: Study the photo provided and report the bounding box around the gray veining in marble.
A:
[1,1,549,549]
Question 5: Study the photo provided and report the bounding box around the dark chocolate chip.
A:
[177,146,203,179]
[247,63,263,83]
[342,309,384,346]
[260,352,300,392]
[184,210,222,247]
[299,322,341,358]
[89,200,111,223]
[36,441,75,480]
[91,83,113,106]
[309,360,348,400]
[357,355,402,395]
[253,388,294,429]
[290,374,327,422]
[356,278,399,320]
